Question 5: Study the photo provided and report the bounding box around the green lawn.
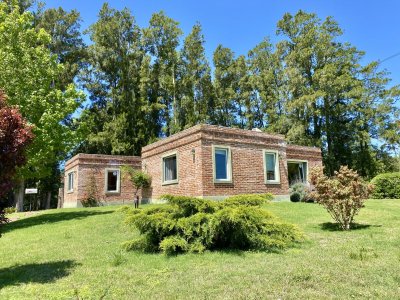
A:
[1,200,400,299]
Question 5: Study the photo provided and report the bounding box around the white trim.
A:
[212,145,233,184]
[162,151,179,185]
[105,168,121,194]
[263,149,281,184]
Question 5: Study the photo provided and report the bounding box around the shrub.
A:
[290,192,301,202]
[310,166,373,230]
[290,183,312,202]
[222,193,273,207]
[370,172,400,199]
[121,194,303,255]
[0,210,9,237]
[4,207,16,214]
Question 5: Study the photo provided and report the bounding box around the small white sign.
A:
[25,188,38,194]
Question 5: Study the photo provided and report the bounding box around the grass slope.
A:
[0,200,400,299]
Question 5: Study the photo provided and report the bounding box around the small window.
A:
[105,169,120,193]
[67,172,74,192]
[163,154,178,184]
[263,150,280,184]
[213,146,232,182]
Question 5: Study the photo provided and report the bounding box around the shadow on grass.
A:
[319,222,380,231]
[0,260,79,289]
[3,210,113,233]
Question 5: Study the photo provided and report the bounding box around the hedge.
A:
[371,172,400,199]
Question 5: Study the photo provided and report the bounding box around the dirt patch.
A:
[8,211,42,222]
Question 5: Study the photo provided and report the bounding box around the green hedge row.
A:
[120,193,302,255]
[371,173,400,199]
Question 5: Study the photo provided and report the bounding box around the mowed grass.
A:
[1,200,400,299]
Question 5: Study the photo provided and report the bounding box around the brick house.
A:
[63,154,141,208]
[63,125,322,207]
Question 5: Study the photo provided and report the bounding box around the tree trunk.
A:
[57,188,64,209]
[45,192,51,209]
[14,180,25,212]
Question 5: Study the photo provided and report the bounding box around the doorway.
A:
[287,161,308,186]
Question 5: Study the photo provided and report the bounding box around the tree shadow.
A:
[319,222,380,231]
[0,260,78,289]
[3,210,113,233]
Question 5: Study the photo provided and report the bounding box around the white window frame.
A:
[162,152,179,185]
[212,145,232,183]
[263,149,280,184]
[105,168,121,194]
[67,172,74,193]
[287,159,309,183]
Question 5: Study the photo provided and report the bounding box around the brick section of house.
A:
[142,126,203,200]
[286,145,323,169]
[63,154,141,208]
[141,124,323,201]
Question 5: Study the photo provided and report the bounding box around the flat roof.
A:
[141,124,286,154]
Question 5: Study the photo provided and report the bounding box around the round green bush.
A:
[370,172,400,199]
[290,192,301,202]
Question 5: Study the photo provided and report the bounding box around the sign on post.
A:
[25,188,38,194]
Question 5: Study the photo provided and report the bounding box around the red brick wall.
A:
[64,126,323,205]
[64,154,141,207]
[142,125,323,201]
[201,140,290,197]
[142,131,203,201]
[286,145,323,170]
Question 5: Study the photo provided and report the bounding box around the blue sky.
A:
[44,0,400,86]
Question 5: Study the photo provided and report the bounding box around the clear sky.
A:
[44,0,400,86]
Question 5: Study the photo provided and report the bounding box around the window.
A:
[213,146,232,183]
[263,150,280,184]
[105,169,120,193]
[67,172,74,192]
[287,160,308,186]
[162,153,178,184]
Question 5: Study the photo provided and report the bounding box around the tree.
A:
[0,3,83,211]
[80,3,151,156]
[143,11,182,136]
[212,45,237,126]
[276,10,399,176]
[177,23,213,130]
[35,7,87,91]
[122,166,151,197]
[310,166,373,230]
[0,91,34,212]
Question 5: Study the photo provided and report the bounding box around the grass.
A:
[1,200,400,299]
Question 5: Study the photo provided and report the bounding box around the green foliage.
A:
[290,192,301,203]
[4,207,17,214]
[223,193,273,206]
[159,236,189,255]
[122,195,303,255]
[0,3,84,181]
[290,183,313,202]
[370,173,400,199]
[310,166,373,230]
[121,166,151,196]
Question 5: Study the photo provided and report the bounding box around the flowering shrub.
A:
[310,166,373,230]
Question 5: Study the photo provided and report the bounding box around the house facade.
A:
[63,125,322,207]
[63,154,141,208]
